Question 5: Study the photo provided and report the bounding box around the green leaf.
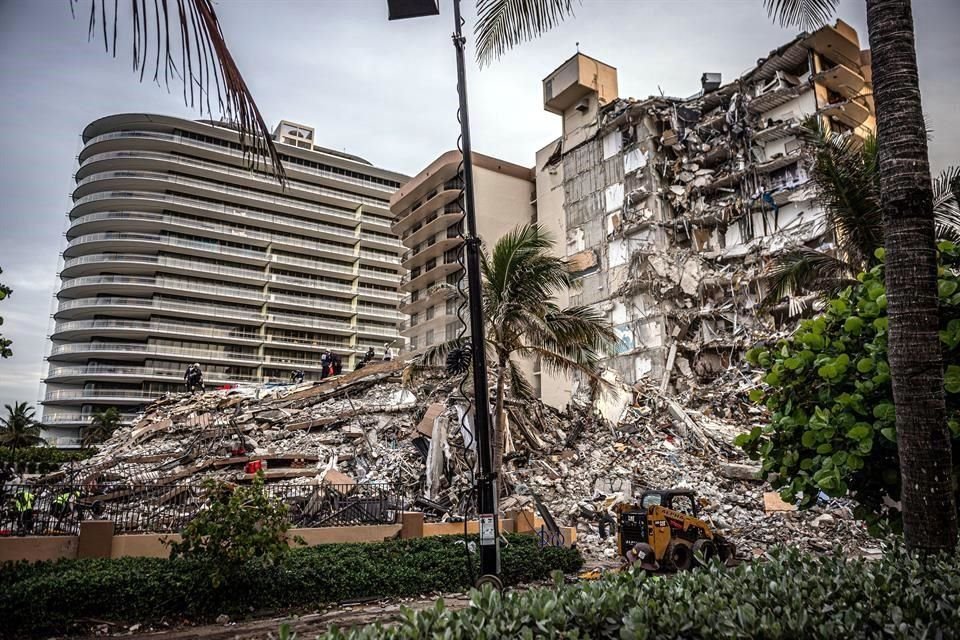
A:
[846,424,871,440]
[816,443,833,455]
[801,431,817,448]
[748,388,765,403]
[945,365,960,393]
[880,427,896,442]
[939,279,958,298]
[872,403,895,422]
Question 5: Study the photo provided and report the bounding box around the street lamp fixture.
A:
[386,0,501,585]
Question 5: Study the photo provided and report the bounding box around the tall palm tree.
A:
[0,403,45,449]
[415,224,615,470]
[763,122,959,306]
[82,407,121,448]
[862,0,957,551]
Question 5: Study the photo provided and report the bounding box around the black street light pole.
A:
[387,0,500,581]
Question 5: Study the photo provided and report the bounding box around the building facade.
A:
[390,151,536,355]
[536,20,876,396]
[42,114,407,446]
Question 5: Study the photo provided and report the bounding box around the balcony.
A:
[41,413,138,427]
[47,342,262,366]
[50,319,261,344]
[391,189,461,236]
[75,162,390,214]
[819,98,872,129]
[44,365,260,384]
[357,306,402,321]
[355,324,400,339]
[401,237,462,271]
[267,313,354,334]
[54,296,265,324]
[60,252,267,283]
[71,190,360,231]
[356,288,401,303]
[358,250,402,268]
[63,232,269,264]
[58,275,265,304]
[80,135,397,194]
[266,293,355,316]
[815,63,865,100]
[43,389,167,405]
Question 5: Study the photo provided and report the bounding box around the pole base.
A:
[476,574,504,591]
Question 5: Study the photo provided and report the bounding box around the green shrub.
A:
[0,534,581,637]
[738,245,960,534]
[0,447,94,474]
[167,473,296,585]
[318,545,960,639]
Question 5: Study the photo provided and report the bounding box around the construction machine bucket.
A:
[624,542,659,571]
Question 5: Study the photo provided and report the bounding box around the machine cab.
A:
[639,490,698,517]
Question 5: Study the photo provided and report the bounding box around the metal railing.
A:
[81,136,397,194]
[0,482,400,536]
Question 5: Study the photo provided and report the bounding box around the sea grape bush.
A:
[738,244,960,534]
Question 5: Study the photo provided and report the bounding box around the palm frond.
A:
[506,360,536,404]
[70,0,284,184]
[933,166,960,242]
[475,0,578,66]
[762,247,858,307]
[763,0,838,31]
[798,119,882,265]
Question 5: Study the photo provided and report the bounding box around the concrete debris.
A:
[24,358,875,564]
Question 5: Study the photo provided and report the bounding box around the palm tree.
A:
[415,224,615,470]
[71,0,284,183]
[763,122,959,306]
[862,0,957,551]
[82,407,121,448]
[0,403,45,449]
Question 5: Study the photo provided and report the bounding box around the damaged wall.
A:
[536,19,876,397]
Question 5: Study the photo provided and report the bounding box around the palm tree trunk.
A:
[493,355,508,474]
[867,0,958,550]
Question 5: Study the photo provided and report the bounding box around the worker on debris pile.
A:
[290,369,304,384]
[355,347,375,371]
[332,353,343,376]
[320,350,331,380]
[51,488,80,525]
[13,489,35,535]
[184,363,204,394]
[382,343,394,361]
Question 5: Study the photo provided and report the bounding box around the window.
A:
[409,335,418,350]
[426,306,435,321]
[425,329,435,345]
[446,298,456,315]
[445,322,459,341]
[410,312,419,327]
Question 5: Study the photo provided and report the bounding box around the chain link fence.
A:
[0,481,401,536]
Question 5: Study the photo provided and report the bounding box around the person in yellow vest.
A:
[13,489,35,535]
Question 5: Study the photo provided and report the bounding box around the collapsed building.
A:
[9,361,877,563]
[534,20,875,400]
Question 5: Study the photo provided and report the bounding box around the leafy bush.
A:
[167,474,296,585]
[319,546,960,639]
[0,447,94,474]
[738,245,960,533]
[0,534,581,637]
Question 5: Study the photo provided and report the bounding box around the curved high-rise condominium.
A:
[42,114,407,446]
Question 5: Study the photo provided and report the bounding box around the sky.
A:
[0,0,957,410]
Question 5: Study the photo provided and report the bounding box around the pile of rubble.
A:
[30,359,877,561]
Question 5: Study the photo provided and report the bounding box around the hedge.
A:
[0,534,581,637]
[320,545,960,640]
[0,447,94,474]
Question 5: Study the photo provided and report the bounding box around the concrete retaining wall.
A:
[0,510,576,564]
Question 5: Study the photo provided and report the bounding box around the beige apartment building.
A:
[390,150,536,355]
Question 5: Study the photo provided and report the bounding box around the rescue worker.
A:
[355,347,375,371]
[185,363,204,393]
[14,489,35,535]
[320,350,331,380]
[382,343,394,361]
[332,353,343,376]
[52,488,79,524]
